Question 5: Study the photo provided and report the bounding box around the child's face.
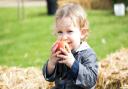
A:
[55,17,83,51]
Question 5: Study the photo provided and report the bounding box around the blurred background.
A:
[0,0,128,67]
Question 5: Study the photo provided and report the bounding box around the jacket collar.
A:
[75,42,90,52]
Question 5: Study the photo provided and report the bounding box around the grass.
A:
[0,7,128,68]
[87,10,128,58]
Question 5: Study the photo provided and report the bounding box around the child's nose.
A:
[61,33,68,41]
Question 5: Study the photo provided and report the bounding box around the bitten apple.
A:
[54,40,68,52]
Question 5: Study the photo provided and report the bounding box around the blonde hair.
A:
[55,3,89,40]
[55,3,89,29]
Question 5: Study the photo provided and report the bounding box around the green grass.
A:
[87,10,128,59]
[0,7,128,67]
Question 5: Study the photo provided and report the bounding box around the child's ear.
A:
[80,19,89,40]
[80,28,89,40]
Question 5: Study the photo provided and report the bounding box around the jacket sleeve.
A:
[75,49,98,88]
[43,61,57,82]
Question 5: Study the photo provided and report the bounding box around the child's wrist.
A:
[48,60,56,67]
[68,60,75,68]
[47,60,56,75]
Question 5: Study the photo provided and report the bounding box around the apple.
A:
[54,40,67,52]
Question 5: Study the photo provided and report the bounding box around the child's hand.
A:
[57,44,75,68]
[47,42,63,75]
[48,42,62,66]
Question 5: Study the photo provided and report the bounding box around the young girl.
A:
[43,3,98,89]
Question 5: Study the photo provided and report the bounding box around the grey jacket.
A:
[43,42,98,89]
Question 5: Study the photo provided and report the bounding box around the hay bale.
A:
[57,0,91,9]
[96,48,128,89]
[0,66,52,89]
[0,48,128,89]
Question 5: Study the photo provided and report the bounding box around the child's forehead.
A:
[57,17,72,26]
[56,17,78,28]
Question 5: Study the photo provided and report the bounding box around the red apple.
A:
[54,40,67,52]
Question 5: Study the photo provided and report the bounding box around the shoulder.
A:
[79,48,97,63]
[76,42,96,56]
[80,48,96,57]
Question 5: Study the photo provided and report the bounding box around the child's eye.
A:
[57,31,62,34]
[68,30,73,33]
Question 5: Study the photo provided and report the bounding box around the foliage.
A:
[112,0,128,6]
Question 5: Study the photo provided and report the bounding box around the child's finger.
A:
[52,43,58,53]
[60,48,68,55]
[57,54,67,59]
[51,40,60,53]
[58,59,65,64]
[55,51,61,56]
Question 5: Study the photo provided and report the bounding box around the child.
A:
[43,3,98,89]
